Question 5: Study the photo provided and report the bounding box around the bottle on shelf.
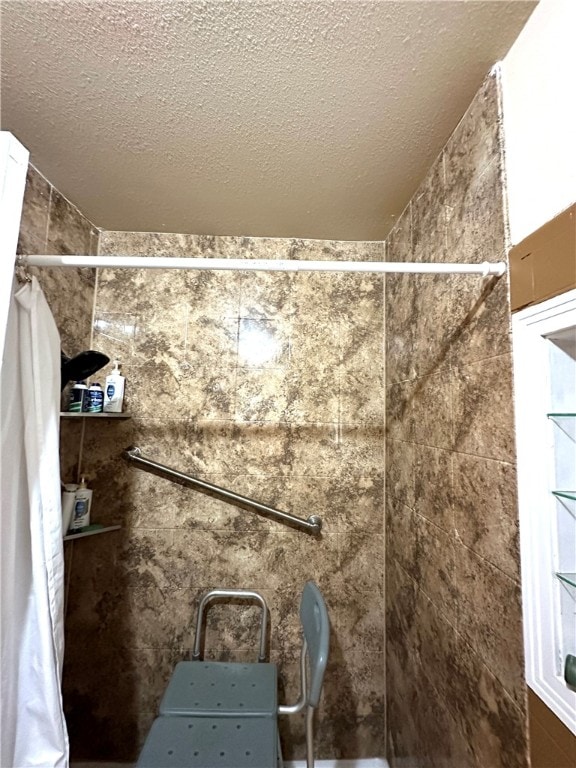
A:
[103,360,125,413]
[68,381,88,412]
[70,477,93,531]
[87,382,104,413]
[61,483,78,534]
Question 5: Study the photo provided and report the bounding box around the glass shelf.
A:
[60,412,130,419]
[552,490,576,501]
[547,413,576,418]
[556,573,576,589]
[64,525,121,541]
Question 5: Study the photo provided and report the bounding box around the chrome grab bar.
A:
[123,446,323,535]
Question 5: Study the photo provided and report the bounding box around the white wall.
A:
[501,0,576,245]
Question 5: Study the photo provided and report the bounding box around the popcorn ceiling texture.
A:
[1,0,535,240]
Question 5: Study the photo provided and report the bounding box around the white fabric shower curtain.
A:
[0,277,69,767]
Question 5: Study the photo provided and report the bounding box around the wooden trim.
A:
[510,204,576,312]
[529,689,576,767]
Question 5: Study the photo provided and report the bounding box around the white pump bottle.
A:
[103,360,125,413]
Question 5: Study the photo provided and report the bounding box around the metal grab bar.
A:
[192,589,269,662]
[123,446,323,535]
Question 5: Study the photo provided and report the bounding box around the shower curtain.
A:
[0,277,68,767]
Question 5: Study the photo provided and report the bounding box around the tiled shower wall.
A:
[16,164,98,359]
[16,164,98,483]
[62,234,386,760]
[385,71,529,766]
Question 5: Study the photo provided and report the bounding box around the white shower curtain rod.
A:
[19,254,507,276]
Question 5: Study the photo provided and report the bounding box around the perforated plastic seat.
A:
[160,660,277,717]
[136,715,278,768]
[137,583,329,768]
[159,590,276,719]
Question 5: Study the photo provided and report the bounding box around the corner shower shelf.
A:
[556,573,576,589]
[552,491,576,502]
[63,525,121,541]
[547,413,576,418]
[60,412,131,419]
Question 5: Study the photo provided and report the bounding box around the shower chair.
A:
[136,581,330,768]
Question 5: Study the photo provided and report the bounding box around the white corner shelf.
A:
[63,525,121,542]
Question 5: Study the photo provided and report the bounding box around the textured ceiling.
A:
[1,0,537,241]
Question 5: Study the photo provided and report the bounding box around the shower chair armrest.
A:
[278,640,308,715]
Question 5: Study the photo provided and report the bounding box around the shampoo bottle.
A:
[61,483,78,534]
[71,478,92,531]
[103,360,125,413]
[88,382,104,413]
[68,381,88,412]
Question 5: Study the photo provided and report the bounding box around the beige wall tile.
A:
[452,452,520,579]
[17,165,50,255]
[451,354,515,462]
[62,231,385,761]
[385,71,528,767]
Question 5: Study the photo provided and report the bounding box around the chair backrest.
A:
[191,589,270,662]
[300,581,330,708]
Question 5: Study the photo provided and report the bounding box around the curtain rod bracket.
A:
[15,255,32,283]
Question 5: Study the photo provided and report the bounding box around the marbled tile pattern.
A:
[17,164,98,367]
[385,72,529,767]
[16,163,98,469]
[62,234,385,760]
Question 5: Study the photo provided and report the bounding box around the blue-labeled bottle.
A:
[87,382,104,413]
[70,478,92,530]
[68,381,88,412]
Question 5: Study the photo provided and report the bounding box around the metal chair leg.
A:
[306,704,315,768]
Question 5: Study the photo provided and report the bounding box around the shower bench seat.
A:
[136,583,329,768]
